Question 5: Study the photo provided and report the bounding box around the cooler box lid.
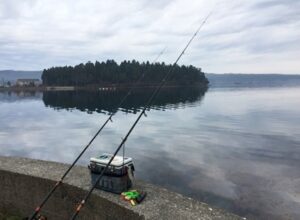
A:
[90,153,133,167]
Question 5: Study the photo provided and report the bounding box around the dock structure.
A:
[0,156,243,220]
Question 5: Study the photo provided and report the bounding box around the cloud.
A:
[0,0,299,73]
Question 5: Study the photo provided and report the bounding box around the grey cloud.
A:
[0,0,38,19]
[252,0,300,9]
[0,0,299,73]
[139,0,172,9]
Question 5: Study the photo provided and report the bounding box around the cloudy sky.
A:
[0,0,299,73]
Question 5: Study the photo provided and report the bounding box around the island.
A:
[42,60,209,88]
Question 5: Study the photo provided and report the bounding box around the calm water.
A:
[1,86,300,219]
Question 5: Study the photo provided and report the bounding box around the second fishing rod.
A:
[29,49,166,220]
[70,10,214,220]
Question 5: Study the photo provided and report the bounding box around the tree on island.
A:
[42,60,209,87]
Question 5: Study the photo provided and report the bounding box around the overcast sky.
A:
[0,0,299,74]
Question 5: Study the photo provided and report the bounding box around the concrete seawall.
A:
[0,156,243,220]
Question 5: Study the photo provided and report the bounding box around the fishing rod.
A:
[29,49,166,220]
[70,10,214,220]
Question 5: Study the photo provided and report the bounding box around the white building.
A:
[16,79,41,87]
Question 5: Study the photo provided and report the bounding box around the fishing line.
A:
[70,9,214,220]
[28,47,166,220]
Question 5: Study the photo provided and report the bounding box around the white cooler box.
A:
[89,153,135,176]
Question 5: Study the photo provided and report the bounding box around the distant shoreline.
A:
[0,84,208,92]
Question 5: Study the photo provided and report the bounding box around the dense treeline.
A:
[42,60,208,86]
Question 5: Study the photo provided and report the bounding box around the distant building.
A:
[16,79,41,87]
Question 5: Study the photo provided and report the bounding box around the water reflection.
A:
[42,87,207,114]
[1,87,300,220]
[0,90,42,102]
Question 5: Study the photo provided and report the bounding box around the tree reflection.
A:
[42,87,207,114]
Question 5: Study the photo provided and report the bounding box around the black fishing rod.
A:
[28,49,166,220]
[70,11,214,220]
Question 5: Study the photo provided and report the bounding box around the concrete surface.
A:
[0,156,243,220]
